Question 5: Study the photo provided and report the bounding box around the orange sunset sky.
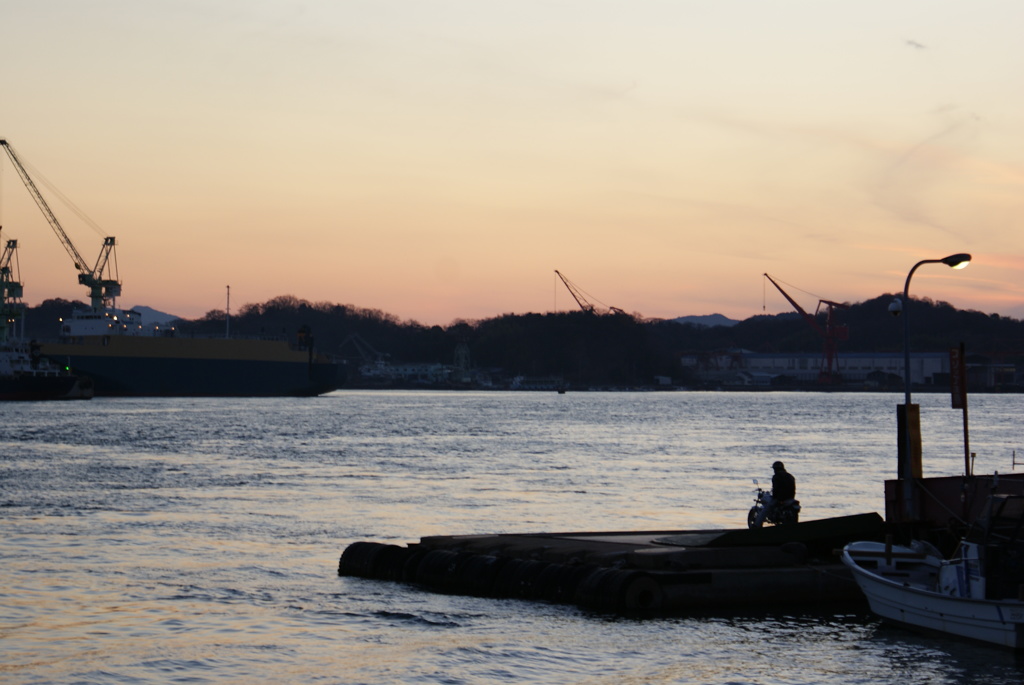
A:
[1,1,1022,326]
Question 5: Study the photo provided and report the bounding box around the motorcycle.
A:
[747,479,800,528]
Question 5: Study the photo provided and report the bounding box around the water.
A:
[2,390,1024,684]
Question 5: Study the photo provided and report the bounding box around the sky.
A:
[1,1,1022,326]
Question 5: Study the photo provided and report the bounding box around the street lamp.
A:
[898,253,971,405]
[893,252,971,519]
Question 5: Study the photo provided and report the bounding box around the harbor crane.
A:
[0,232,24,342]
[763,273,849,384]
[554,270,625,315]
[0,139,121,311]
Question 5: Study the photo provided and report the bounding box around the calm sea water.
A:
[3,390,1024,684]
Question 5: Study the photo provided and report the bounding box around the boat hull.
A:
[41,335,344,397]
[0,340,93,400]
[0,373,87,401]
[842,541,1024,649]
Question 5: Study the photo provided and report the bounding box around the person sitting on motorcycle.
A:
[772,461,795,502]
[754,461,796,526]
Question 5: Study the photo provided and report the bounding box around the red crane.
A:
[763,274,849,384]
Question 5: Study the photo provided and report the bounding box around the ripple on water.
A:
[3,392,1024,684]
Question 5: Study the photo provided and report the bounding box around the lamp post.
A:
[894,253,971,520]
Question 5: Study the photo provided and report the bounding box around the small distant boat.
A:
[842,495,1024,649]
[0,339,92,400]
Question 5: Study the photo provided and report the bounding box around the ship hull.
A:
[0,374,86,401]
[41,335,344,397]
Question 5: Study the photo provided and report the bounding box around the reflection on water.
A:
[2,390,1023,683]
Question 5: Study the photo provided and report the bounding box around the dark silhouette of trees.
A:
[19,293,1024,387]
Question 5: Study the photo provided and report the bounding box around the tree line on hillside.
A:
[21,294,1024,387]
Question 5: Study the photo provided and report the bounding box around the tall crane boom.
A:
[554,270,626,315]
[554,270,596,314]
[763,273,849,384]
[0,139,121,310]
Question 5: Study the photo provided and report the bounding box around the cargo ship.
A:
[40,308,343,397]
[1,139,344,397]
[39,335,342,397]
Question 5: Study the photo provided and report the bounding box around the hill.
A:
[671,314,740,328]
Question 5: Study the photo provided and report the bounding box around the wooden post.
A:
[950,343,970,476]
[897,403,922,522]
[897,404,923,479]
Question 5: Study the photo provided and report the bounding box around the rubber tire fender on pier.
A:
[490,558,552,599]
[533,562,593,602]
[338,541,404,578]
[452,553,508,597]
[574,568,665,612]
[413,549,463,592]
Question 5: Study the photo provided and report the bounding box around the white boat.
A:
[842,498,1024,649]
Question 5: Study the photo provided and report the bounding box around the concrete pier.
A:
[339,513,886,614]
